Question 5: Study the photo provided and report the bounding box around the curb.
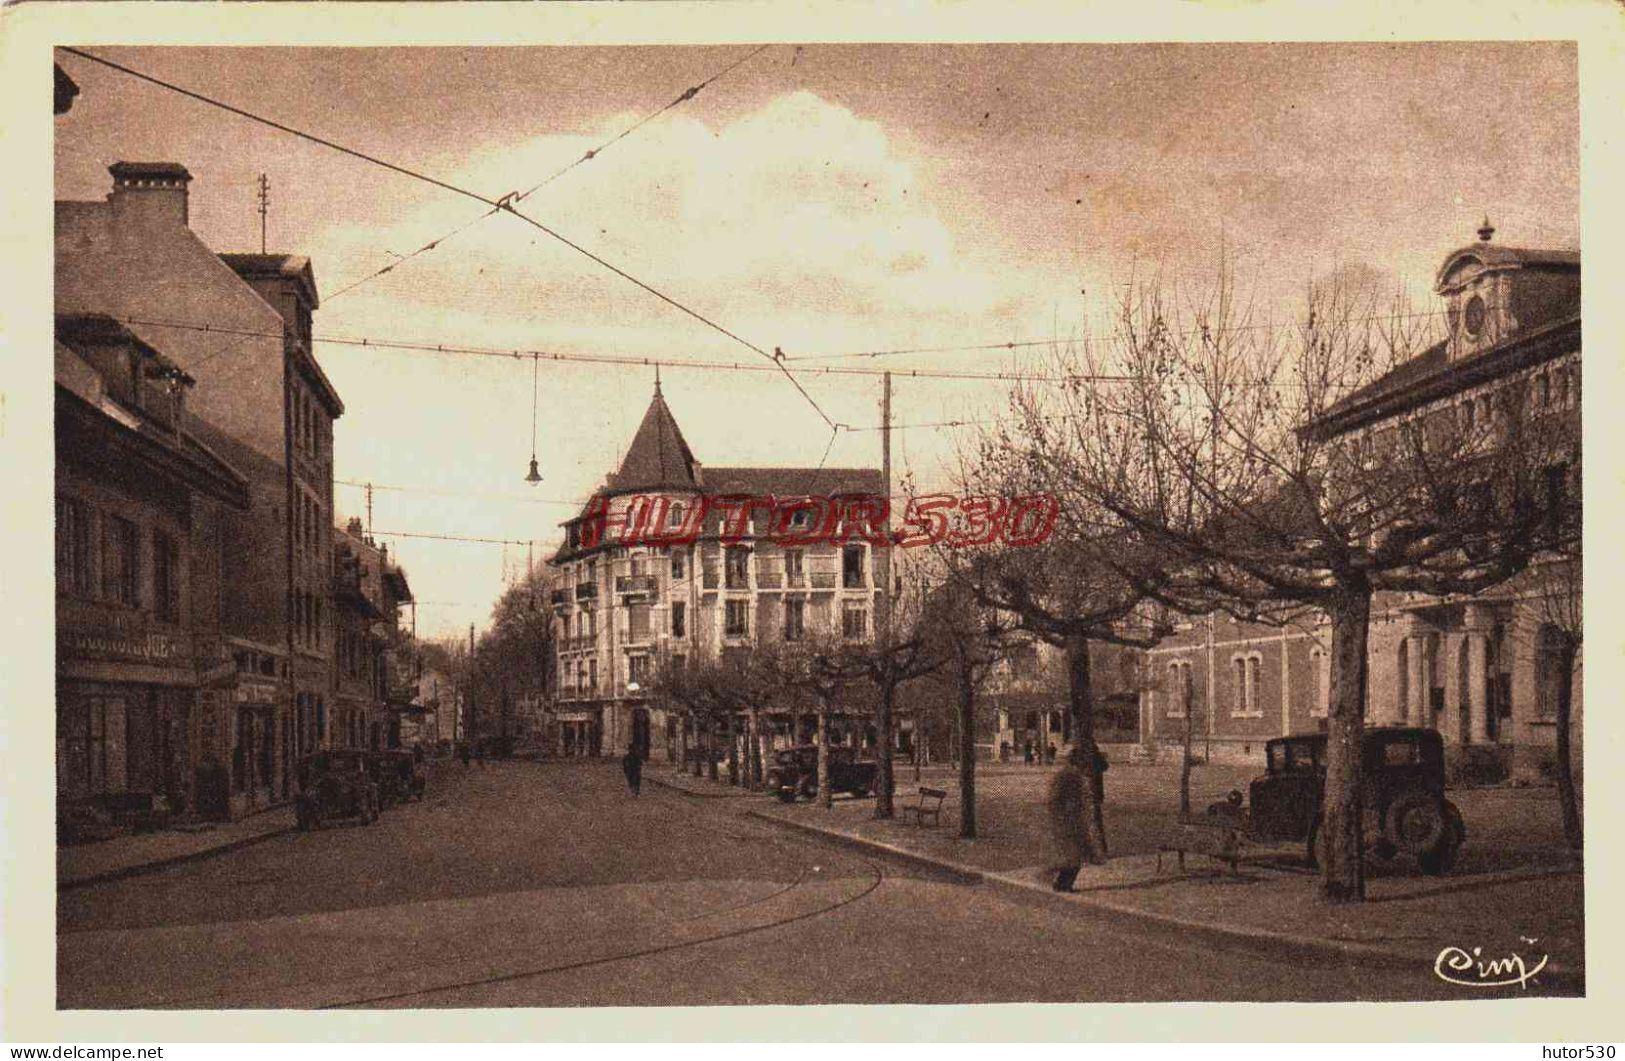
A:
[743,809,1585,994]
[59,821,298,891]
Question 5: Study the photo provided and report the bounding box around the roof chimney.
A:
[108,161,193,229]
[1476,216,1495,243]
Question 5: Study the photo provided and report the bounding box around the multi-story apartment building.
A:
[57,162,343,814]
[1143,227,1580,780]
[55,315,251,824]
[333,518,415,751]
[548,382,884,761]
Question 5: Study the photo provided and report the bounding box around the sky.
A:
[52,42,1579,640]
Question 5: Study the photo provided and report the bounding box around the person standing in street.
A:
[1047,744,1087,892]
[622,744,643,796]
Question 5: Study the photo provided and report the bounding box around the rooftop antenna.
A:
[256,174,269,254]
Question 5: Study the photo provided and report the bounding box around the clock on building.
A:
[1463,294,1486,338]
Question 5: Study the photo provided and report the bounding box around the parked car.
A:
[1210,726,1465,874]
[295,750,381,830]
[765,745,879,802]
[369,749,426,807]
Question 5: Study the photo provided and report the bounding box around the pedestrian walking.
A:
[622,745,643,796]
[1088,740,1109,858]
[1046,744,1087,892]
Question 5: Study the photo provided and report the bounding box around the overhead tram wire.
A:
[103,314,1146,386]
[60,47,836,431]
[334,477,580,506]
[324,44,773,303]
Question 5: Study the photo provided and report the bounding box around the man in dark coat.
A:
[622,745,643,796]
[1047,745,1087,892]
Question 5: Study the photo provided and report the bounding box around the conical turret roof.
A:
[609,381,701,492]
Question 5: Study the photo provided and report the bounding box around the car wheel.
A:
[1388,792,1446,855]
[1419,824,1462,875]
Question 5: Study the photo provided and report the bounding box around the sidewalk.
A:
[677,767,1585,992]
[58,804,298,889]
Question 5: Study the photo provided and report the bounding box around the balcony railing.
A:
[810,571,837,589]
[702,569,719,590]
[785,569,806,588]
[756,569,784,589]
[575,583,598,602]
[615,574,658,597]
[725,569,750,590]
[549,588,570,607]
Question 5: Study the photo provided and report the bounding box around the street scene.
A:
[50,41,1582,1010]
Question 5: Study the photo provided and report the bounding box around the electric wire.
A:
[59,46,836,430]
[323,45,772,302]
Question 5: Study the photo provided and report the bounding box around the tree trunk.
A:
[791,705,803,747]
[957,665,978,839]
[705,721,719,782]
[676,712,689,775]
[816,697,832,809]
[1555,640,1582,851]
[727,717,741,786]
[747,707,762,789]
[875,680,897,819]
[1180,681,1194,819]
[914,714,923,782]
[1065,633,1108,863]
[1320,587,1371,904]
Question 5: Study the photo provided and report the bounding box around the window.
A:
[1538,373,1552,408]
[671,549,686,581]
[56,497,92,596]
[842,604,867,641]
[842,545,866,589]
[1231,652,1262,717]
[628,654,650,688]
[671,601,686,639]
[784,599,806,642]
[629,604,651,642]
[1165,660,1194,719]
[725,547,750,589]
[153,530,180,622]
[669,502,685,528]
[785,549,804,580]
[588,658,598,690]
[1309,648,1329,718]
[102,516,139,607]
[725,600,750,637]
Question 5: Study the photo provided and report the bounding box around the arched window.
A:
[1231,652,1263,717]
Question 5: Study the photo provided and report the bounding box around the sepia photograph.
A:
[24,19,1600,1032]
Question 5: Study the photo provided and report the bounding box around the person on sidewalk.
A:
[1047,744,1087,892]
[622,745,643,796]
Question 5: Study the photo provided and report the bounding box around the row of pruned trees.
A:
[944,267,1580,901]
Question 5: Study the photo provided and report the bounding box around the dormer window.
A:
[1462,294,1486,338]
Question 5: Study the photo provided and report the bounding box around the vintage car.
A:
[369,749,426,807]
[765,745,879,803]
[295,750,381,830]
[1210,726,1466,874]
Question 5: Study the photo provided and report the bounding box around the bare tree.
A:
[1000,267,1579,901]
[1526,553,1582,850]
[919,573,1018,838]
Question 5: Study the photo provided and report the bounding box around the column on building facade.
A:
[1406,620,1430,727]
[1463,604,1493,744]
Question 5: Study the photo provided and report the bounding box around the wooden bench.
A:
[905,787,947,828]
[1157,816,1247,875]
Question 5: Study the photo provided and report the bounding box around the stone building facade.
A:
[548,382,885,761]
[57,162,344,815]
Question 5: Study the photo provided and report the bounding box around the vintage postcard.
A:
[7,0,1623,1045]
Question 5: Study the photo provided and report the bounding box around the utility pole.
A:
[365,482,374,538]
[256,174,269,254]
[880,370,893,636]
[468,622,477,744]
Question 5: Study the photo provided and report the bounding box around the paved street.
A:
[59,760,1498,1008]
